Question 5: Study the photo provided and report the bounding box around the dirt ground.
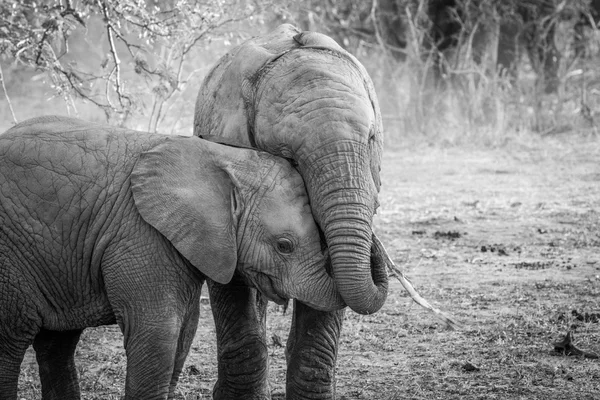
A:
[17,134,600,399]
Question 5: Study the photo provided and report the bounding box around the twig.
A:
[105,66,116,110]
[152,15,252,132]
[0,62,18,124]
[110,28,142,58]
[370,0,389,57]
[35,25,54,65]
[54,66,112,119]
[61,0,86,27]
[372,235,463,331]
[100,0,126,109]
[162,67,205,134]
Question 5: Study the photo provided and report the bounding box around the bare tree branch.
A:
[54,66,112,119]
[2,0,276,128]
[100,0,128,109]
[0,62,18,124]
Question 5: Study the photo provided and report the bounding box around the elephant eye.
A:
[276,238,295,254]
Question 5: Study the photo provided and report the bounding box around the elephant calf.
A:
[0,116,344,400]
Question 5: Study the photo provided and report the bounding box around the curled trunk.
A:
[292,256,346,312]
[298,149,388,315]
[323,209,388,315]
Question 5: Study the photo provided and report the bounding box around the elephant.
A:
[0,115,348,400]
[194,24,389,399]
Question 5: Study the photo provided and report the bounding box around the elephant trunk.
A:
[293,255,346,312]
[323,206,388,315]
[299,150,388,315]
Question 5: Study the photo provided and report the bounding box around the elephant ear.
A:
[292,31,345,52]
[194,24,302,141]
[131,137,238,284]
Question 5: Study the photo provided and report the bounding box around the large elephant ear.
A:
[292,30,345,52]
[194,24,302,140]
[131,137,238,284]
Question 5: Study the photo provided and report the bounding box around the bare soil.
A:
[17,135,600,399]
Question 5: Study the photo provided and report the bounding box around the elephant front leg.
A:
[120,312,182,400]
[0,333,33,399]
[168,301,200,399]
[33,329,83,400]
[286,300,344,400]
[208,278,270,400]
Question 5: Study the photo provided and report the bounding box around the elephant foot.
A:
[285,301,344,400]
[286,376,335,400]
[286,350,335,400]
[213,376,271,400]
[212,341,271,400]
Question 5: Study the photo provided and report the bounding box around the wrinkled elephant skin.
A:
[0,115,344,400]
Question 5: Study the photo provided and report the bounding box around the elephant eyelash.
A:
[276,237,295,254]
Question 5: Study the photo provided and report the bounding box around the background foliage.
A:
[0,0,288,132]
[1,0,599,141]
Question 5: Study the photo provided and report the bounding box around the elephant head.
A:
[131,136,345,312]
[194,24,387,315]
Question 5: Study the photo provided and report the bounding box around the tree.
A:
[0,0,279,131]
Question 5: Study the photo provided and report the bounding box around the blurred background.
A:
[1,0,599,144]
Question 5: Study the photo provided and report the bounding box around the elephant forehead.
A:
[254,59,376,144]
[260,57,371,107]
[258,156,307,193]
[258,182,314,234]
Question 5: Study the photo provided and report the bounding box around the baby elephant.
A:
[0,116,344,400]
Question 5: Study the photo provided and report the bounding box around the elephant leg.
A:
[286,300,344,400]
[33,328,83,400]
[119,311,181,400]
[0,277,39,399]
[208,278,270,400]
[167,301,200,400]
[0,336,30,399]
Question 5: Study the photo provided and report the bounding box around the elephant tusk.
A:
[372,235,463,331]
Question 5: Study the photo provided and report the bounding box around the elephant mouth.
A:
[263,290,288,305]
[250,272,288,305]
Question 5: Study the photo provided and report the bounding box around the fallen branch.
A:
[373,235,463,331]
